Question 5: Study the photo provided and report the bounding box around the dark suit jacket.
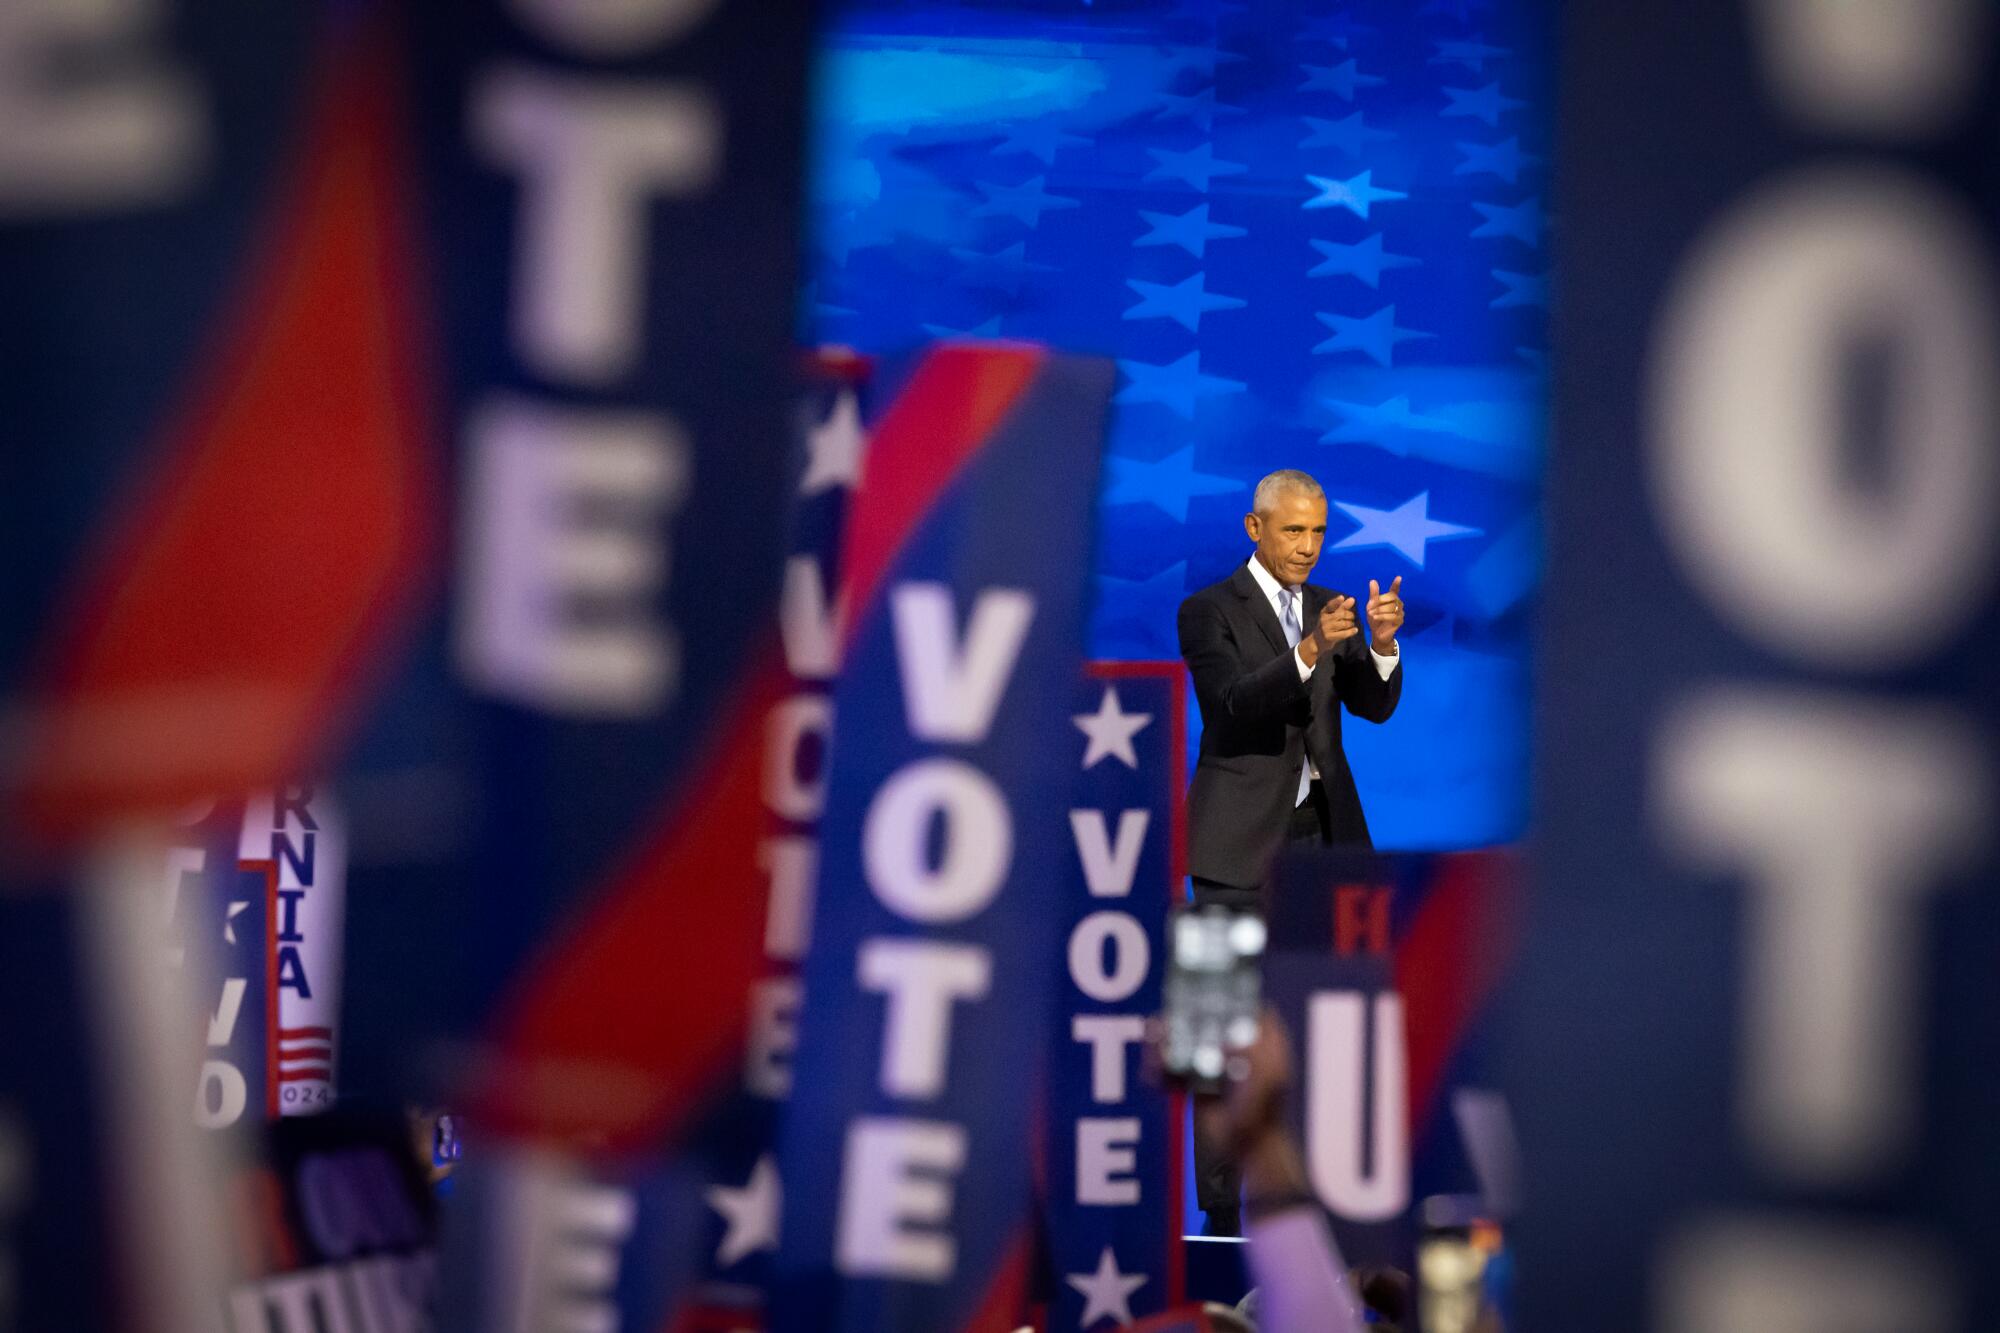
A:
[1178,563,1402,888]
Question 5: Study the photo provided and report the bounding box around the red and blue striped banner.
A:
[770,345,1113,1333]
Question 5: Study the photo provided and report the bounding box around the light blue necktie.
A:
[1278,590,1312,808]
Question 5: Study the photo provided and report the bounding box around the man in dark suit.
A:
[1178,468,1404,1232]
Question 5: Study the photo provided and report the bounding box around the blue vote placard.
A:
[770,346,1113,1333]
[1263,850,1407,1270]
[1522,5,2000,1332]
[1042,663,1187,1330]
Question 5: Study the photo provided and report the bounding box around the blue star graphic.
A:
[1298,112,1394,157]
[1115,351,1247,420]
[1442,81,1527,127]
[1146,143,1249,192]
[1162,45,1248,78]
[1136,203,1247,259]
[1124,271,1248,332]
[1303,170,1408,219]
[1154,87,1242,133]
[1299,60,1386,100]
[1320,395,1457,444]
[950,241,1055,294]
[1431,39,1509,71]
[1103,447,1244,521]
[996,120,1089,165]
[1491,269,1548,308]
[973,174,1081,227]
[1332,491,1483,567]
[1093,561,1189,656]
[1299,13,1377,47]
[1470,196,1543,246]
[922,315,1005,339]
[1313,305,1433,366]
[1307,233,1421,288]
[1455,137,1540,184]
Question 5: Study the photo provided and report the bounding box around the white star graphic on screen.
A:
[1333,492,1483,567]
[1066,1246,1148,1326]
[801,389,865,494]
[706,1154,781,1269]
[222,900,249,946]
[1074,687,1153,769]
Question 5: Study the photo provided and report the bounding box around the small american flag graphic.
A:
[275,1026,334,1087]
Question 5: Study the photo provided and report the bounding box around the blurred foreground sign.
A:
[1528,3,2000,1331]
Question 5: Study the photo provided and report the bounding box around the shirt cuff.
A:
[1295,645,1313,681]
[1370,643,1399,680]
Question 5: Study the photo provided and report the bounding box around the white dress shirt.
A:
[1244,557,1400,796]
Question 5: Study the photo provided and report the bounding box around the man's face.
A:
[1245,490,1328,587]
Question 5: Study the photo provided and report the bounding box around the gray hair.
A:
[1251,469,1325,515]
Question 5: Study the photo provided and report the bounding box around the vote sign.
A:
[771,346,1114,1333]
[1524,4,2000,1331]
[1041,663,1188,1331]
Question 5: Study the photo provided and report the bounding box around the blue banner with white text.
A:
[1519,4,2000,1331]
[1042,663,1186,1330]
[770,345,1113,1333]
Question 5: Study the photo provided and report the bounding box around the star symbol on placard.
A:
[800,388,865,494]
[1442,81,1526,127]
[1115,351,1246,420]
[1145,142,1248,192]
[1455,137,1540,184]
[1103,446,1242,521]
[973,174,1081,227]
[1491,268,1548,308]
[1471,196,1543,246]
[1303,170,1407,219]
[1123,271,1246,332]
[950,241,1056,294]
[1066,1246,1149,1326]
[1320,395,1457,445]
[1333,491,1483,567]
[222,900,249,946]
[996,119,1089,165]
[1299,59,1385,100]
[922,315,1005,340]
[1313,305,1433,366]
[1308,233,1421,288]
[1298,112,1393,157]
[706,1155,781,1269]
[1431,39,1509,70]
[1136,203,1246,259]
[1153,86,1241,132]
[1074,687,1154,770]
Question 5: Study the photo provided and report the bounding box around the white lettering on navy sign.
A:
[1069,810,1150,899]
[459,398,690,715]
[1060,699,1162,1223]
[0,0,209,215]
[837,1118,966,1282]
[832,581,1036,1282]
[1644,8,1996,1325]
[1306,992,1408,1222]
[455,0,722,717]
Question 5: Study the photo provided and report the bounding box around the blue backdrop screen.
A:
[803,0,1548,849]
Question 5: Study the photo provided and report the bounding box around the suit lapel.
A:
[1230,563,1291,659]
